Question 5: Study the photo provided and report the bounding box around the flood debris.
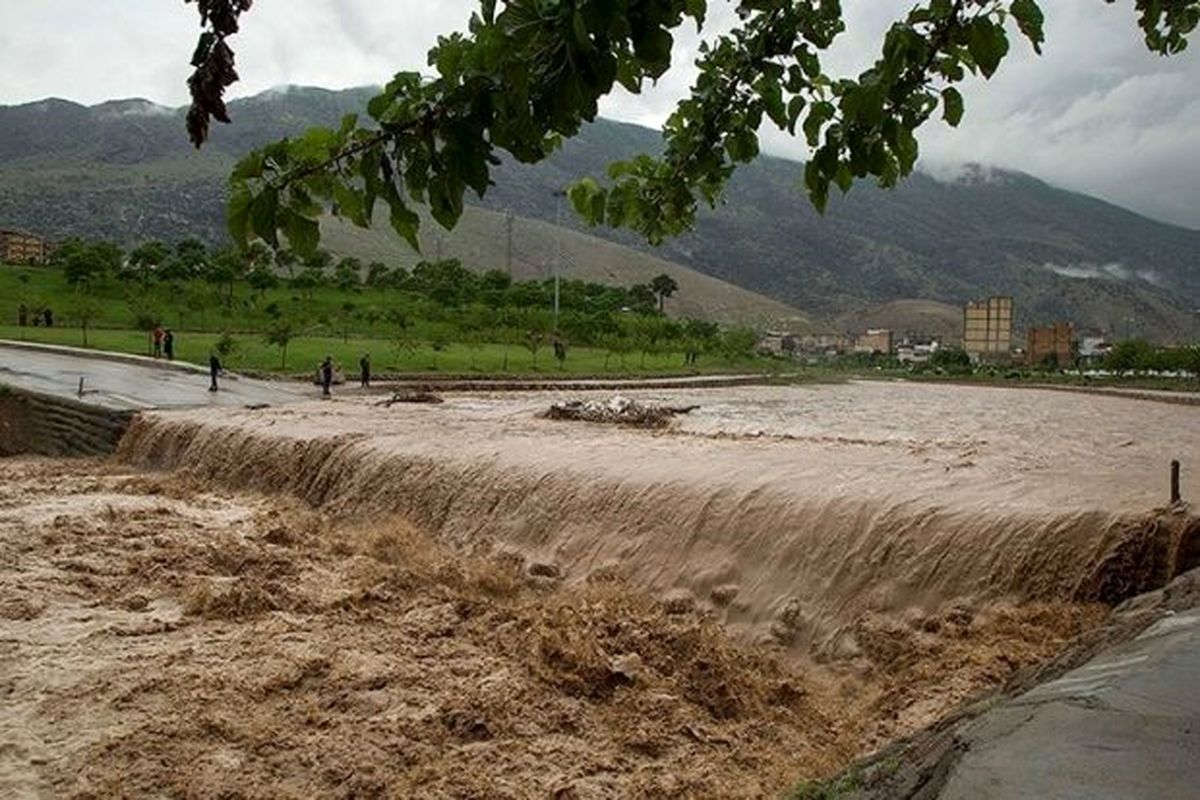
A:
[543,395,700,428]
[376,389,444,406]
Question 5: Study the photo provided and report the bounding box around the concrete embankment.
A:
[0,386,133,457]
[816,566,1200,799]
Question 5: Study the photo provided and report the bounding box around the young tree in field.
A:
[386,308,417,368]
[524,329,545,369]
[206,248,245,309]
[189,1,1198,261]
[70,293,102,347]
[462,328,487,371]
[334,257,363,292]
[264,318,296,369]
[649,273,679,313]
[246,265,279,298]
[334,301,357,343]
[427,327,452,370]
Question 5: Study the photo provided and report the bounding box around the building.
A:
[757,331,798,357]
[897,339,941,364]
[0,229,54,265]
[797,333,849,356]
[1027,322,1075,369]
[963,296,1014,361]
[854,328,894,355]
[1078,335,1112,365]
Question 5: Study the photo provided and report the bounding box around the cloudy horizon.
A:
[2,0,1197,229]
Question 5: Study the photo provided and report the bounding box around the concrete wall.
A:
[0,385,133,457]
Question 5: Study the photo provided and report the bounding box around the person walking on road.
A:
[321,355,334,397]
[163,329,175,361]
[359,353,371,389]
[209,352,222,392]
[153,326,164,358]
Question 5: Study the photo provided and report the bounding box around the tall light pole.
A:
[552,189,567,333]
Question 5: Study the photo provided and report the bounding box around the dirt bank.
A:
[1,458,1108,798]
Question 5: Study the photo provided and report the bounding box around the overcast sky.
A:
[1,1,1197,229]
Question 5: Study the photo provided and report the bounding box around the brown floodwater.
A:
[118,381,1199,654]
[4,380,1196,797]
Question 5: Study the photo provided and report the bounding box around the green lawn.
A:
[0,324,773,378]
[1,263,780,377]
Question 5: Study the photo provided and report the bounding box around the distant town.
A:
[761,295,1115,371]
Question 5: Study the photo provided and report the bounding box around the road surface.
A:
[0,342,309,410]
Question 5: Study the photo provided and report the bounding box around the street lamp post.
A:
[552,189,567,333]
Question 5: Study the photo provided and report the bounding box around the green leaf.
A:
[725,128,759,163]
[968,18,1009,78]
[1010,0,1045,54]
[568,177,601,219]
[227,184,252,248]
[332,182,367,227]
[281,210,319,256]
[248,188,279,248]
[942,87,964,126]
[388,199,421,251]
[231,151,265,181]
[803,102,834,147]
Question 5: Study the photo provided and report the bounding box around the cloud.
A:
[0,1,1197,228]
[1042,261,1165,287]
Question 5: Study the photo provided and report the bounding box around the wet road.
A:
[0,342,309,410]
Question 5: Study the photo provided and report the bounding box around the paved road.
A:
[0,343,309,411]
[939,608,1200,799]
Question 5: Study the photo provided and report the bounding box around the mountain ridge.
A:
[2,85,1197,340]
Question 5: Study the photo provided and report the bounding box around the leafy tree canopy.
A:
[185,0,1198,259]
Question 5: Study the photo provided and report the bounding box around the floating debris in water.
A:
[377,390,445,406]
[543,396,699,428]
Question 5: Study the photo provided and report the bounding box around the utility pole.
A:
[505,210,514,276]
[552,190,566,333]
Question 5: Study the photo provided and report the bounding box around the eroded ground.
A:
[1,457,1107,798]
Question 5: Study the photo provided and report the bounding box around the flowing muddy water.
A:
[3,381,1197,796]
[118,381,1199,653]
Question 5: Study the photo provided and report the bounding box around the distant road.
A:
[0,341,309,411]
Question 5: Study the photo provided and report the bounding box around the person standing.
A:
[321,355,334,397]
[163,329,175,361]
[43,307,53,327]
[359,353,371,389]
[209,352,222,392]
[153,326,164,358]
[18,304,27,327]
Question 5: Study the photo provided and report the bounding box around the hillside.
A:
[2,86,1198,339]
[321,205,809,327]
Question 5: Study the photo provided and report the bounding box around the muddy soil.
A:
[1,457,1106,798]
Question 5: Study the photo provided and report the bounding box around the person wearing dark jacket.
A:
[163,329,175,360]
[359,354,371,389]
[209,353,221,392]
[321,356,334,397]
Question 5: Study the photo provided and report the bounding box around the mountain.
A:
[2,86,1198,340]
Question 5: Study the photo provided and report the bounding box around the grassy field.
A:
[0,325,774,378]
[1,262,778,376]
